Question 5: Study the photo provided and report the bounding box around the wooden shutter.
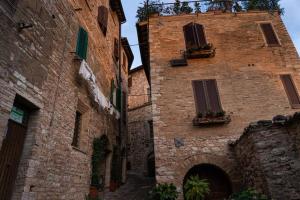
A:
[114,38,119,61]
[76,27,88,59]
[206,79,222,113]
[98,6,108,36]
[280,74,300,108]
[194,23,207,47]
[183,23,198,50]
[192,80,208,115]
[260,23,279,45]
[192,79,222,115]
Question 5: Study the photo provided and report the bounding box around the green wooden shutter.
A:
[76,27,88,60]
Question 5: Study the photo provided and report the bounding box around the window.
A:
[183,22,207,50]
[280,74,300,108]
[72,111,82,147]
[192,79,223,116]
[114,38,119,61]
[76,27,88,60]
[260,23,280,46]
[98,6,108,36]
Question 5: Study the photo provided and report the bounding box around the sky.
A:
[121,0,300,68]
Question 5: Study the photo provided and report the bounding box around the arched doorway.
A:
[183,164,232,200]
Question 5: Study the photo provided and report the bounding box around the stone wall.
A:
[128,67,153,176]
[146,11,300,199]
[128,66,150,109]
[233,113,300,200]
[0,0,129,199]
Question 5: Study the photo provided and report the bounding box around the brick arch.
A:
[174,153,239,191]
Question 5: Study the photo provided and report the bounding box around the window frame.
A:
[258,22,281,47]
[183,22,208,50]
[280,74,300,109]
[192,79,223,116]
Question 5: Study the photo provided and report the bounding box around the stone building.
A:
[137,10,300,200]
[127,65,155,177]
[0,0,133,199]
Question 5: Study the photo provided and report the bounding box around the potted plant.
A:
[184,176,210,200]
[149,183,179,200]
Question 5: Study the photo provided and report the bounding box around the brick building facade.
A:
[137,10,300,199]
[0,0,133,199]
[127,66,154,177]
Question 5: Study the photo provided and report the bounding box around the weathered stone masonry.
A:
[0,0,132,199]
[233,113,300,200]
[137,11,300,199]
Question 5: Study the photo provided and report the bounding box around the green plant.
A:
[184,176,210,200]
[228,188,268,200]
[216,110,226,117]
[149,183,179,200]
[90,136,109,189]
[243,0,284,14]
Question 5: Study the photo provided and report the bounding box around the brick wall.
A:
[146,11,300,198]
[0,0,129,199]
[233,113,300,199]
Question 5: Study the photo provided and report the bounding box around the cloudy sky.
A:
[121,0,300,68]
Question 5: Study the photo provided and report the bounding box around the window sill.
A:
[193,115,231,126]
[72,146,87,155]
[186,43,216,59]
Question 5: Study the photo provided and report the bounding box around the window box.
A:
[193,114,231,126]
[186,43,216,59]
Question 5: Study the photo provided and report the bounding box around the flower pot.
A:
[89,186,98,198]
[109,181,118,192]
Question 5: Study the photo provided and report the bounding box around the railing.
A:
[137,0,282,22]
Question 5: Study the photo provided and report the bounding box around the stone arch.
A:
[183,164,232,200]
[175,153,240,197]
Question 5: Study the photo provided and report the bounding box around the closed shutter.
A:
[98,6,108,36]
[206,79,222,113]
[114,38,119,61]
[192,79,223,116]
[183,23,198,50]
[260,23,279,45]
[192,80,208,115]
[183,23,207,50]
[280,74,300,108]
[194,24,207,47]
[76,27,88,59]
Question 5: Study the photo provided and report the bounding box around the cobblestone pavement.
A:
[104,172,155,200]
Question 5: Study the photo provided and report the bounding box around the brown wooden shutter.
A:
[192,80,208,115]
[98,6,108,36]
[205,79,222,113]
[260,23,279,45]
[183,23,198,50]
[114,38,119,61]
[280,74,300,108]
[194,23,207,47]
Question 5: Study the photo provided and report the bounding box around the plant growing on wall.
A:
[227,188,268,200]
[91,136,109,189]
[149,183,179,200]
[184,176,210,200]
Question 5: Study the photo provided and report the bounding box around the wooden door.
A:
[0,120,27,200]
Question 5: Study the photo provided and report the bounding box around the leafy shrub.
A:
[228,188,268,200]
[149,183,179,200]
[184,176,210,200]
